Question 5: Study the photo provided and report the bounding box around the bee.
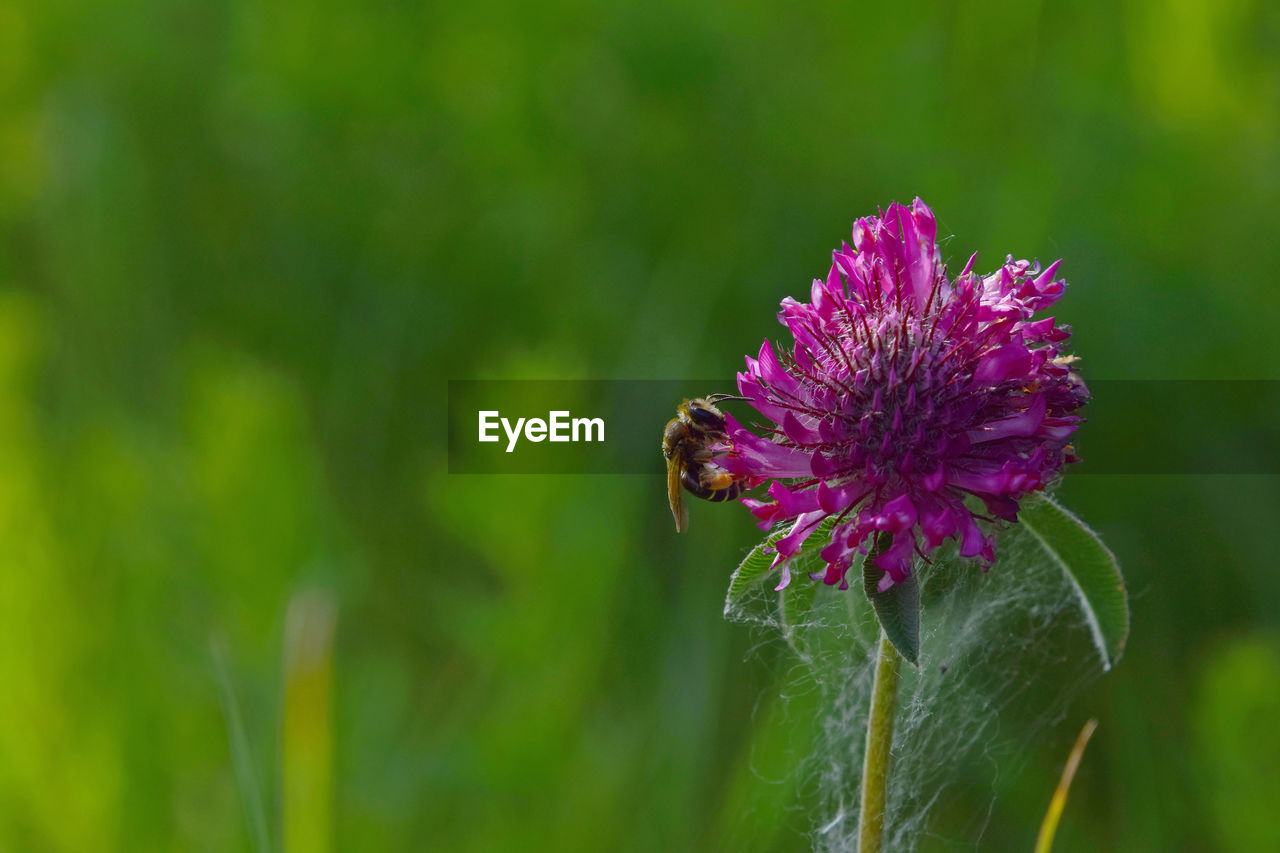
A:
[662,396,750,532]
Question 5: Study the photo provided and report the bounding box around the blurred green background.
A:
[2,0,1279,850]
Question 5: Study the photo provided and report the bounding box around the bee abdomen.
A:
[680,466,744,502]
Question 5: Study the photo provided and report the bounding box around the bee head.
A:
[685,398,726,430]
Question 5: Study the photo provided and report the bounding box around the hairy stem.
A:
[858,632,901,853]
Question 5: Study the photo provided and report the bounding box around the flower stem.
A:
[858,632,901,853]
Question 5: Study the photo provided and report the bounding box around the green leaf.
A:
[862,547,921,665]
[725,516,837,605]
[778,575,817,654]
[1019,493,1129,671]
[779,570,817,619]
[726,529,788,603]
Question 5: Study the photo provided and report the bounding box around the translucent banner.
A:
[447,380,1280,475]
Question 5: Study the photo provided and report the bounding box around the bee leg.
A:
[699,466,735,490]
[705,480,743,502]
[681,465,744,503]
[689,445,717,464]
[700,466,743,502]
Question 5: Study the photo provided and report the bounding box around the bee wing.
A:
[667,456,689,533]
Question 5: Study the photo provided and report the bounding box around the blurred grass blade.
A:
[1020,494,1129,671]
[1035,718,1099,853]
[211,635,272,853]
[283,590,338,853]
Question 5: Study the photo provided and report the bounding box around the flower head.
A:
[722,199,1087,591]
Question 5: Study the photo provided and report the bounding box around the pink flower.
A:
[723,199,1087,591]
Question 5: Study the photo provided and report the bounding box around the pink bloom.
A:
[723,199,1087,590]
